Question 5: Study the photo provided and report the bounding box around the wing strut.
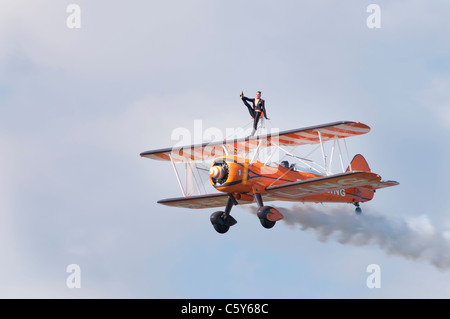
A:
[317,130,328,175]
[343,138,352,171]
[188,161,202,195]
[263,144,280,166]
[169,154,187,197]
[336,135,345,172]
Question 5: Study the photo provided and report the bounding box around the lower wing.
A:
[158,193,234,209]
[157,171,391,209]
[263,171,382,201]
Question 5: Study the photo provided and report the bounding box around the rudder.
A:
[346,154,375,203]
[346,154,371,172]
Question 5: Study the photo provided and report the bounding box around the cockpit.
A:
[280,160,296,171]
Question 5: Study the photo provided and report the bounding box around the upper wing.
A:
[263,171,381,201]
[267,121,370,146]
[140,121,370,162]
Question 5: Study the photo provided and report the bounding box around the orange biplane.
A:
[140,121,399,234]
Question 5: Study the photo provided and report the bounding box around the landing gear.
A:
[254,193,283,229]
[210,211,237,233]
[210,195,238,234]
[210,193,283,233]
[257,206,276,228]
[354,202,362,215]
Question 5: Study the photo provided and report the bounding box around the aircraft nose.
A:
[210,165,225,180]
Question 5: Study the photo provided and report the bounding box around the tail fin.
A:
[347,154,375,203]
[346,154,371,172]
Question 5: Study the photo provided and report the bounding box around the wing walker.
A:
[140,120,399,234]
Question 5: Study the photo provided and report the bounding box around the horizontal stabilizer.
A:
[361,180,400,190]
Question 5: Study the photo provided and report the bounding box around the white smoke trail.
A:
[247,205,450,270]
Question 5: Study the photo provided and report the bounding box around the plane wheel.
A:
[257,206,276,229]
[210,211,237,234]
[355,207,362,215]
[259,217,276,229]
[213,222,230,234]
[210,211,230,233]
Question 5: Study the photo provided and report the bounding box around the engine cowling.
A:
[209,157,251,193]
[209,159,230,186]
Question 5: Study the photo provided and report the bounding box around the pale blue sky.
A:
[1,0,450,298]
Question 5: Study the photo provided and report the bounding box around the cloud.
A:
[2,0,450,298]
[0,135,22,278]
[0,0,220,81]
[421,77,450,129]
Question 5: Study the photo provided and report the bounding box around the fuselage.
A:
[209,156,374,204]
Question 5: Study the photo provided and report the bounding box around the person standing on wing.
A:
[240,90,270,136]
